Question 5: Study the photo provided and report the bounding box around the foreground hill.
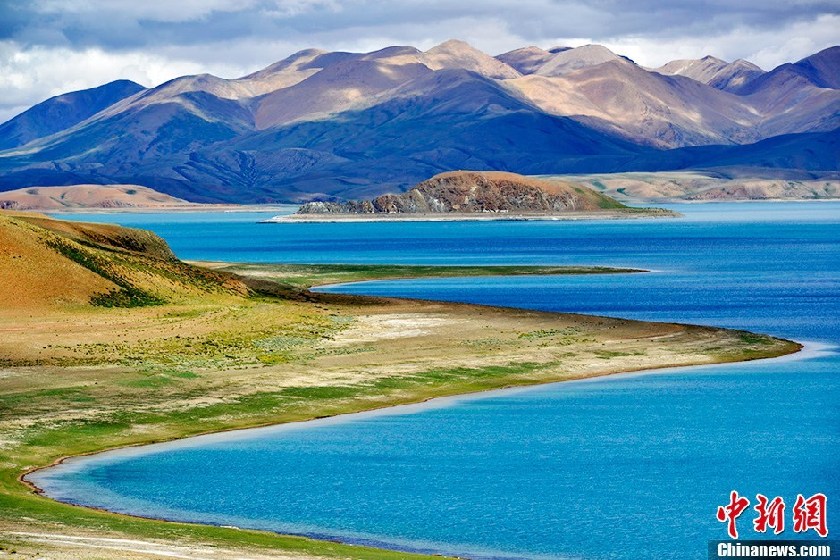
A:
[0,212,248,308]
[0,42,837,202]
[294,171,671,218]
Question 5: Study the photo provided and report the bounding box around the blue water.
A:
[35,203,840,559]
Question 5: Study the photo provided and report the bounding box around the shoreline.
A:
[26,337,818,472]
[21,336,814,559]
[264,209,678,223]
[2,257,806,560]
[13,198,840,218]
[18,339,812,560]
[40,204,296,214]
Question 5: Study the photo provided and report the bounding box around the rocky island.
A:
[274,171,675,221]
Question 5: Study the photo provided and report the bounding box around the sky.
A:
[1,0,838,123]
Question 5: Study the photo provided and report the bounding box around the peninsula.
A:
[0,211,797,559]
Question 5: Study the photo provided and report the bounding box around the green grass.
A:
[1,359,572,560]
[215,263,646,291]
[46,237,165,307]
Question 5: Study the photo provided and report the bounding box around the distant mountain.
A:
[0,80,144,151]
[0,184,190,211]
[508,58,765,147]
[0,41,837,203]
[732,46,840,95]
[629,127,840,172]
[536,44,631,76]
[297,171,629,214]
[656,56,764,91]
[496,46,563,74]
[0,68,647,203]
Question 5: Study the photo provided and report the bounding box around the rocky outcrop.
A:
[297,171,626,214]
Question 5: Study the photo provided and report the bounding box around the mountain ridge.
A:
[0,80,145,151]
[0,41,837,203]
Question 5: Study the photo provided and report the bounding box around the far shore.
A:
[266,208,678,223]
[40,203,297,214]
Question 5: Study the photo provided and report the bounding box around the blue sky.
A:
[0,0,838,122]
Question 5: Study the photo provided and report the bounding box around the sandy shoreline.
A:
[21,336,813,560]
[27,338,817,478]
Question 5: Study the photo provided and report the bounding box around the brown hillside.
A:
[0,212,247,309]
[0,185,191,211]
[0,214,116,308]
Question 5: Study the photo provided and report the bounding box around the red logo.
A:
[793,493,828,538]
[717,490,751,539]
[753,494,785,534]
[718,491,828,539]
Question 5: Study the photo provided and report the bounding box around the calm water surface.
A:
[35,203,840,559]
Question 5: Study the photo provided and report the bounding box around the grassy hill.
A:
[0,212,247,309]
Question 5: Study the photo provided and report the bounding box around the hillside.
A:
[557,171,840,202]
[296,171,634,215]
[0,41,837,202]
[0,212,247,308]
[0,184,193,210]
[656,56,764,91]
[0,80,144,151]
[733,46,840,95]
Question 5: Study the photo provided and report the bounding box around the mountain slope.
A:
[734,46,840,95]
[536,45,628,76]
[629,127,840,172]
[254,56,432,128]
[0,80,144,151]
[423,39,521,79]
[496,46,562,74]
[656,56,764,91]
[509,59,761,147]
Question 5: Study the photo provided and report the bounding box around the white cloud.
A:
[0,42,250,122]
[31,0,264,22]
[591,13,840,68]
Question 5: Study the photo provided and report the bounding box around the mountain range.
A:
[0,40,837,203]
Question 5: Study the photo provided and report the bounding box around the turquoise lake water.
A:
[32,203,840,559]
